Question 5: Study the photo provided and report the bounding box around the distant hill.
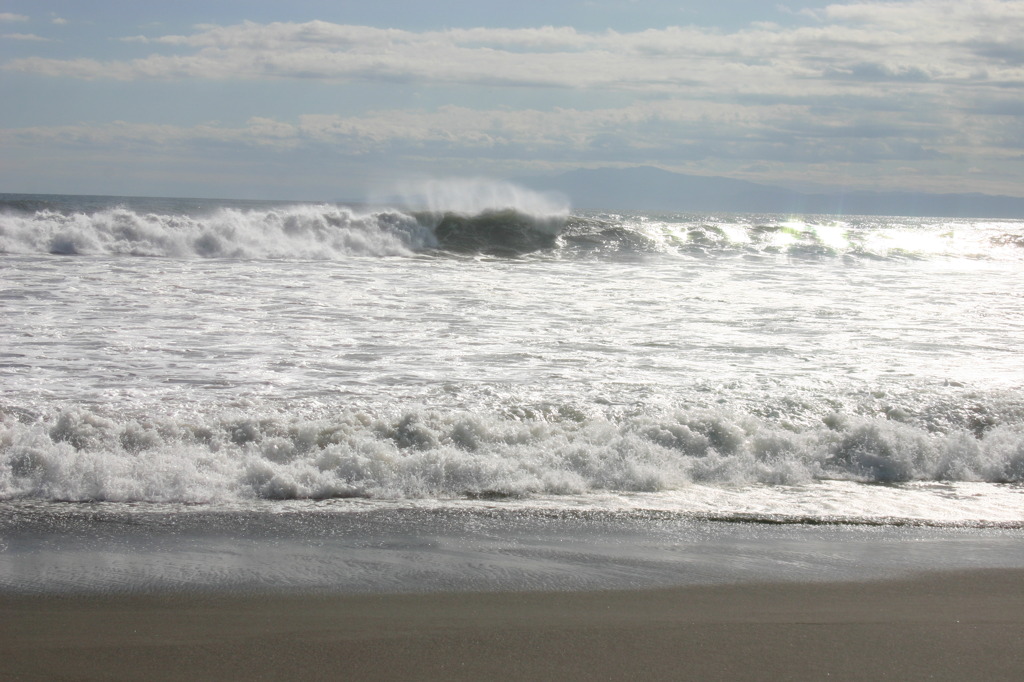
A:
[517,166,1024,218]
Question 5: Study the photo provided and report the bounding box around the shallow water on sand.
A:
[3,503,1023,595]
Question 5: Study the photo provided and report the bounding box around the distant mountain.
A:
[517,166,1024,218]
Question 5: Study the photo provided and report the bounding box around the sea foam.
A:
[2,403,1022,506]
[0,205,435,258]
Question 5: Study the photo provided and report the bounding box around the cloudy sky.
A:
[1,1,1022,201]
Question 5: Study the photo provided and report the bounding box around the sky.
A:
[1,0,1022,201]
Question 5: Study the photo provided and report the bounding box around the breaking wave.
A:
[2,402,1022,505]
[560,214,1024,261]
[0,181,571,259]
[0,204,575,259]
[3,193,1021,261]
[428,209,561,255]
[0,203,429,258]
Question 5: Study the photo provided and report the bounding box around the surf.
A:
[3,401,1023,513]
[379,177,570,256]
[2,191,1022,261]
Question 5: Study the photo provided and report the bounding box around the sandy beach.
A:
[2,568,1022,681]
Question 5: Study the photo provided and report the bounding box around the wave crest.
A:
[429,209,562,255]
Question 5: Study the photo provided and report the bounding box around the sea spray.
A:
[375,177,571,219]
[371,178,571,254]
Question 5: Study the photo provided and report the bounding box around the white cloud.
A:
[0,97,979,165]
[0,13,29,22]
[3,100,1021,195]
[3,2,1021,95]
[1,1,1022,197]
[2,33,53,42]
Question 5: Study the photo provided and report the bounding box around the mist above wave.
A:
[376,177,570,218]
[379,178,570,256]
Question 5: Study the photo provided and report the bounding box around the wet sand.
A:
[2,569,1023,681]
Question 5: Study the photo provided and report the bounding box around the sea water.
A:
[1,187,1023,593]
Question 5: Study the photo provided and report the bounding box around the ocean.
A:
[1,185,1023,594]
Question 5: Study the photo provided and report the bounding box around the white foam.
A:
[2,405,1022,518]
[3,204,1021,261]
[0,205,436,258]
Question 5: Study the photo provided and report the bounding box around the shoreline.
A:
[5,503,1024,595]
[3,568,1023,681]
